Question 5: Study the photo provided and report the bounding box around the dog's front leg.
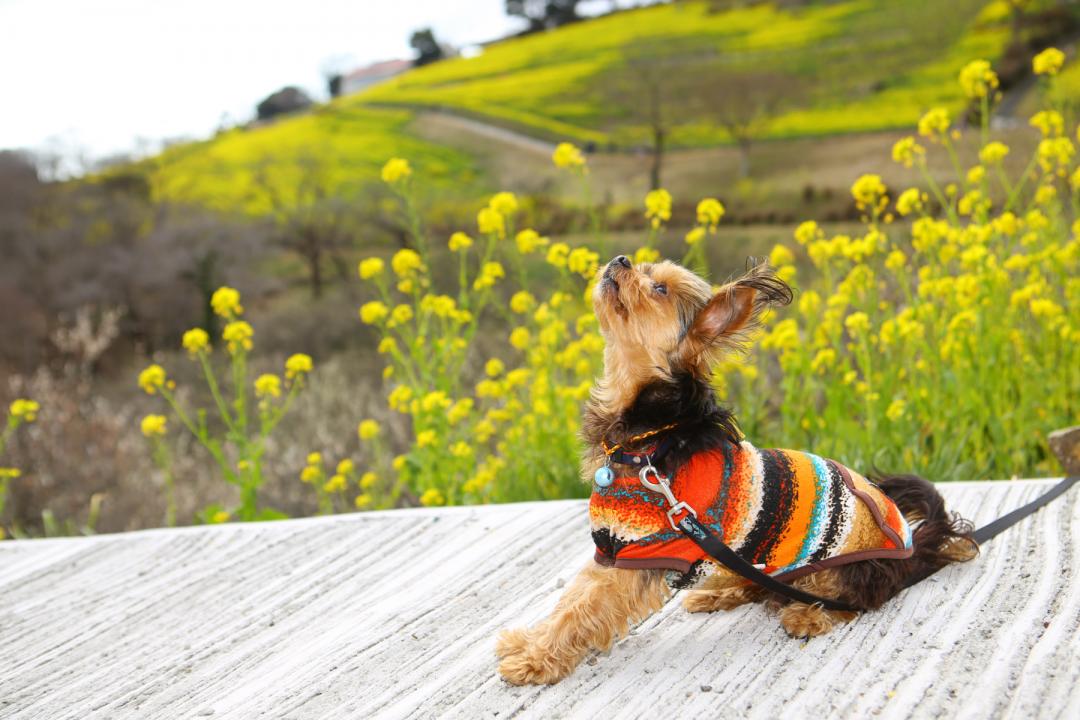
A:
[496,561,667,685]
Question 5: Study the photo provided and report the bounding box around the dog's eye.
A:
[653,282,668,296]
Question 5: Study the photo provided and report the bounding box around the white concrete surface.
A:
[0,480,1077,719]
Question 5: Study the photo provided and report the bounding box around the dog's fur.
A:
[496,256,977,685]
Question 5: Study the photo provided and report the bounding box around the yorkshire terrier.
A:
[497,255,977,685]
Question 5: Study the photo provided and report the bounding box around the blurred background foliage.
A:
[1,0,1077,537]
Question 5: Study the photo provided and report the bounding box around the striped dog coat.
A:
[590,440,914,587]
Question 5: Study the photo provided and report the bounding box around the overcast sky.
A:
[0,0,527,164]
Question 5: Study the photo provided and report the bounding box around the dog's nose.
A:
[611,255,632,269]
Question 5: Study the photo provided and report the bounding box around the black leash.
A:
[672,475,1079,612]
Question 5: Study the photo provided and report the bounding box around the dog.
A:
[496,255,977,685]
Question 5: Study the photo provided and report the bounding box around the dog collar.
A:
[602,423,679,467]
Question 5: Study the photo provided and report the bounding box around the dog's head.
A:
[592,255,792,408]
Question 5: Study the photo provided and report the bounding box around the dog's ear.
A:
[677,262,792,368]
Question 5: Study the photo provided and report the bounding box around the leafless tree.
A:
[691,69,805,179]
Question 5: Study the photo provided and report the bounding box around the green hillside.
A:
[142,0,1018,210]
[358,0,1012,146]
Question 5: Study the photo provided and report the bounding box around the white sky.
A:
[0,0,525,164]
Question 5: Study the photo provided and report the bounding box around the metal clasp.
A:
[639,464,697,530]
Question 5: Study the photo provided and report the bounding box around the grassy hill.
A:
[142,0,1018,211]
[358,0,1012,146]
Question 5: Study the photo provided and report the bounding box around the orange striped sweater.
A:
[590,440,914,587]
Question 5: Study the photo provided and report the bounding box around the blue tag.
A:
[594,466,615,487]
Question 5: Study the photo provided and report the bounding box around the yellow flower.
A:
[420,391,451,413]
[510,291,536,314]
[381,157,412,184]
[979,142,1010,165]
[284,353,313,381]
[696,198,725,229]
[1034,184,1057,206]
[769,244,795,267]
[794,220,820,246]
[567,247,599,278]
[885,249,907,272]
[388,385,413,411]
[489,191,519,216]
[358,257,385,280]
[959,59,998,99]
[450,441,473,459]
[307,451,322,465]
[212,510,231,524]
[254,374,282,398]
[210,287,243,318]
[392,455,407,471]
[844,312,870,337]
[851,174,887,210]
[515,228,548,254]
[473,261,506,290]
[546,242,569,268]
[1033,47,1065,76]
[138,364,168,395]
[917,108,950,141]
[1037,137,1075,174]
[633,246,659,264]
[448,231,473,252]
[417,430,437,448]
[324,474,346,493]
[895,188,924,217]
[300,465,321,483]
[810,348,835,375]
[477,206,505,238]
[1030,110,1065,138]
[885,398,906,422]
[222,321,254,354]
[891,136,925,168]
[359,471,377,489]
[0,467,21,479]
[644,189,672,229]
[377,337,398,355]
[447,398,473,425]
[391,248,423,277]
[552,142,586,169]
[359,301,389,325]
[382,304,411,329]
[685,227,706,246]
[9,398,40,423]
[336,459,355,476]
[419,488,445,506]
[485,358,505,377]
[354,493,372,509]
[509,327,530,350]
[358,419,381,441]
[140,414,167,437]
[798,290,821,317]
[182,328,210,356]
[966,165,985,185]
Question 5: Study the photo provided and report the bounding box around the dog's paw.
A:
[495,628,568,685]
[682,586,758,613]
[779,603,853,638]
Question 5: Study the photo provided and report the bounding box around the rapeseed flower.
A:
[552,142,586,169]
[138,364,169,395]
[359,301,389,325]
[211,287,243,318]
[489,192,519,216]
[1033,47,1065,76]
[140,414,167,437]
[644,189,672,229]
[633,247,660,263]
[685,227,706,246]
[254,374,282,399]
[9,399,39,422]
[851,174,887,211]
[567,247,599,278]
[959,59,998,99]
[420,488,445,506]
[358,257,385,280]
[285,353,313,381]
[182,328,210,356]
[515,228,548,254]
[391,248,423,277]
[510,291,536,314]
[222,321,254,354]
[381,158,412,184]
[546,242,569,268]
[358,419,381,440]
[448,232,473,252]
[509,327,530,350]
[477,207,505,238]
[1030,110,1064,138]
[696,198,725,229]
[473,261,506,290]
[917,108,950,141]
[485,358,505,377]
[891,137,925,168]
[979,142,1009,165]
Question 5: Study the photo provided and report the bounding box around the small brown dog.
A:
[497,256,976,685]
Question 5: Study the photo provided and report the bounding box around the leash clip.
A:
[639,464,697,530]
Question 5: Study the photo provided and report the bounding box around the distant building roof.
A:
[340,59,413,94]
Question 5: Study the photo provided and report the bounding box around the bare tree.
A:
[250,151,359,299]
[691,69,805,179]
[598,49,689,190]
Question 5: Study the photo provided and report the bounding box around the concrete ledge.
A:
[0,480,1077,719]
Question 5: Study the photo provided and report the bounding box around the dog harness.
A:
[590,440,914,587]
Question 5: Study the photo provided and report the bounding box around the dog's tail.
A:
[837,474,978,609]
